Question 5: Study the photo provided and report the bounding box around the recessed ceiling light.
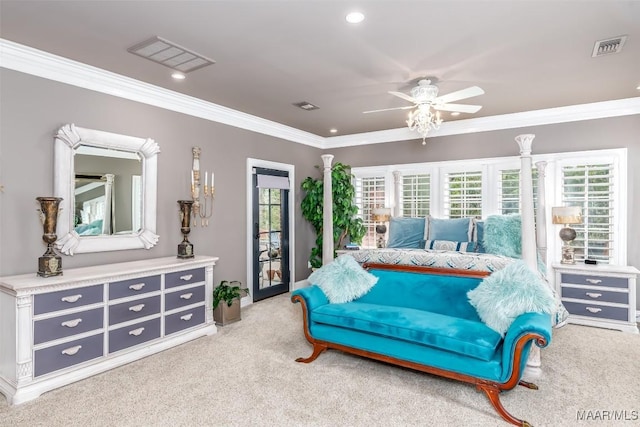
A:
[171,72,186,80]
[451,112,461,116]
[345,12,365,24]
[330,128,338,133]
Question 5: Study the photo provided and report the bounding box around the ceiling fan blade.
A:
[435,86,484,104]
[363,105,415,114]
[388,91,417,104]
[434,103,483,113]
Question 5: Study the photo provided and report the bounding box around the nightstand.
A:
[553,263,639,334]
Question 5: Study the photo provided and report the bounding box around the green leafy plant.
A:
[212,280,249,309]
[301,162,366,268]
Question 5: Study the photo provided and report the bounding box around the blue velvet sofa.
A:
[291,263,552,426]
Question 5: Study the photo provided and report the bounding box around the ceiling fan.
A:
[363,79,484,115]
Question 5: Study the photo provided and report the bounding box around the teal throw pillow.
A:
[473,219,486,253]
[429,217,473,242]
[467,260,555,336]
[483,214,521,257]
[386,217,425,248]
[308,255,378,303]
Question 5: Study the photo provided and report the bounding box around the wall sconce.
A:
[190,147,214,227]
[551,206,583,264]
[372,207,391,248]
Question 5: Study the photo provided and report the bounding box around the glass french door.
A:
[252,168,290,301]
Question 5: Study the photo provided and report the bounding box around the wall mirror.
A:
[54,124,160,255]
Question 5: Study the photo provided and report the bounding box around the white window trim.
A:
[352,148,627,265]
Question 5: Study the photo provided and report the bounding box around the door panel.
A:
[253,169,289,301]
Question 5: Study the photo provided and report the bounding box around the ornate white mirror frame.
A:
[54,124,160,255]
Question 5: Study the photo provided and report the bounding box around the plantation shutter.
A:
[443,171,482,218]
[498,168,539,215]
[402,174,430,217]
[561,163,614,263]
[354,176,386,248]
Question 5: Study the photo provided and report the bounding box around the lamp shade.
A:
[551,206,582,225]
[372,207,391,222]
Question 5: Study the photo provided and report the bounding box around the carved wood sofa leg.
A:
[295,343,328,363]
[518,380,539,390]
[477,384,533,426]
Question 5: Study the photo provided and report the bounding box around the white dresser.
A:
[0,255,218,405]
[553,263,639,334]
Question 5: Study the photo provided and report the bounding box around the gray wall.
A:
[0,69,319,283]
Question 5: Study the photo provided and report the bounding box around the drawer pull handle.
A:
[180,274,193,281]
[61,294,82,303]
[61,318,82,328]
[61,345,82,356]
[586,307,603,313]
[129,304,145,312]
[586,278,602,284]
[180,293,193,300]
[180,313,193,321]
[129,283,145,291]
[585,292,602,299]
[129,327,145,336]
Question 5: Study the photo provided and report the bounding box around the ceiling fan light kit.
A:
[364,79,484,145]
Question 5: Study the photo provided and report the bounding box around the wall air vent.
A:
[592,35,627,57]
[293,102,320,111]
[128,36,215,73]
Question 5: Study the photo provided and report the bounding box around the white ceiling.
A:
[1,1,639,138]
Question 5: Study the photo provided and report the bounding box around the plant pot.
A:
[213,298,241,326]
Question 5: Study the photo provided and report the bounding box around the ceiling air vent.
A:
[592,35,627,57]
[128,36,215,73]
[293,101,319,111]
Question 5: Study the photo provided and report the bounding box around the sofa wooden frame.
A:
[292,263,548,427]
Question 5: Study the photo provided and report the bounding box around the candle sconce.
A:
[190,147,214,227]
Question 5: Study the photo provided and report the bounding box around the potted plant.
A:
[212,280,249,326]
[301,162,366,269]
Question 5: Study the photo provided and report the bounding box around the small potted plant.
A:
[212,280,249,325]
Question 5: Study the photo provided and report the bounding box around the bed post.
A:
[516,134,544,377]
[535,161,548,270]
[393,171,401,217]
[321,154,334,265]
[516,134,538,273]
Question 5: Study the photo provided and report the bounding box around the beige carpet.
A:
[1,293,639,427]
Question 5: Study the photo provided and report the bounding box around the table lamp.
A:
[372,207,392,248]
[551,206,583,264]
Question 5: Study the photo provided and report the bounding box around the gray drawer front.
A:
[563,301,628,321]
[109,295,161,326]
[165,306,206,336]
[561,287,628,304]
[165,285,206,311]
[34,333,103,377]
[34,307,104,345]
[109,318,161,353]
[109,275,161,300]
[165,268,205,289]
[561,273,628,288]
[34,285,104,315]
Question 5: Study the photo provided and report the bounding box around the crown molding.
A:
[324,97,640,148]
[0,39,325,148]
[1,38,638,150]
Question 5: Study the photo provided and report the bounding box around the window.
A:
[498,168,539,215]
[443,171,482,218]
[354,176,386,248]
[561,163,615,263]
[402,174,430,217]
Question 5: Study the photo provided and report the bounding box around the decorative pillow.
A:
[483,214,521,257]
[472,219,486,253]
[386,217,426,249]
[308,255,378,303]
[425,240,477,252]
[428,217,473,242]
[467,261,556,336]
